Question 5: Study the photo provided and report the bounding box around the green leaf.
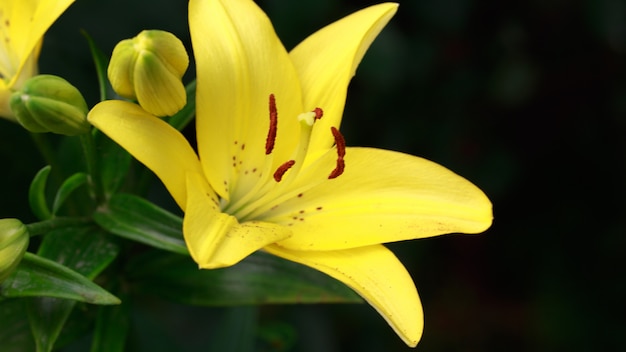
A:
[94,131,131,198]
[29,165,52,220]
[90,293,130,352]
[167,80,196,131]
[37,226,120,280]
[93,193,187,255]
[26,226,120,352]
[0,253,119,304]
[27,297,74,352]
[52,172,87,215]
[0,299,36,352]
[81,30,111,102]
[128,250,362,306]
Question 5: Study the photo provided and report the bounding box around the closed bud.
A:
[10,75,90,135]
[108,30,189,117]
[0,219,29,283]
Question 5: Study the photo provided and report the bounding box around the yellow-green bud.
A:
[108,30,189,117]
[0,219,29,283]
[10,75,90,136]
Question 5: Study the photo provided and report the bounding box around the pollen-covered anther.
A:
[273,160,296,182]
[329,126,346,179]
[265,94,278,155]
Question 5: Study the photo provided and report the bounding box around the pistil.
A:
[228,93,347,222]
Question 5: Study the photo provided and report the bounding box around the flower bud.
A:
[0,219,29,283]
[108,30,189,117]
[10,75,90,136]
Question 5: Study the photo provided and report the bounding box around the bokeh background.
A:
[1,0,625,351]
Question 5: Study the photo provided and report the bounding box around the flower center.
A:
[224,94,346,221]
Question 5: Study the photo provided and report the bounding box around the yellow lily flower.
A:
[89,0,492,347]
[0,0,75,120]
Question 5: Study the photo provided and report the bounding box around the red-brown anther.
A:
[329,126,346,179]
[313,107,323,120]
[331,127,346,158]
[273,160,296,182]
[265,94,278,155]
[328,159,345,179]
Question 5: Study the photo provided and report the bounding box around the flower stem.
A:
[26,217,91,237]
[80,131,103,204]
[30,133,60,175]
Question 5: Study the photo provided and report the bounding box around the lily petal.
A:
[290,3,397,153]
[265,243,423,347]
[264,147,492,250]
[189,0,304,201]
[185,172,291,269]
[0,0,74,84]
[88,100,203,208]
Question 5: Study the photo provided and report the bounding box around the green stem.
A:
[80,132,103,204]
[29,133,61,184]
[26,217,91,237]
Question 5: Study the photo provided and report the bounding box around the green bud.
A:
[10,75,90,136]
[0,219,29,283]
[108,30,189,117]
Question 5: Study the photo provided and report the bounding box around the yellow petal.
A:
[264,147,492,250]
[265,244,422,347]
[290,3,397,153]
[184,172,291,269]
[189,0,303,201]
[0,80,14,119]
[87,100,203,208]
[0,0,75,85]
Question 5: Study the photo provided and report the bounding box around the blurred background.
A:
[1,0,625,350]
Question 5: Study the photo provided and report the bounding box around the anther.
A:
[273,160,295,182]
[265,94,278,155]
[331,127,346,158]
[313,107,323,120]
[329,127,346,179]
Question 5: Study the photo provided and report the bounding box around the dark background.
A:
[1,0,625,351]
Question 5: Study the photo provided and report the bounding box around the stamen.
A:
[265,94,278,155]
[331,126,346,158]
[329,127,346,179]
[313,107,323,120]
[274,160,296,182]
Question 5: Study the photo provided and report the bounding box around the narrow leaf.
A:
[26,227,120,352]
[27,297,74,352]
[128,250,362,306]
[0,253,119,304]
[93,193,187,255]
[81,30,111,102]
[168,80,196,131]
[90,292,130,352]
[29,165,52,220]
[52,172,88,215]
